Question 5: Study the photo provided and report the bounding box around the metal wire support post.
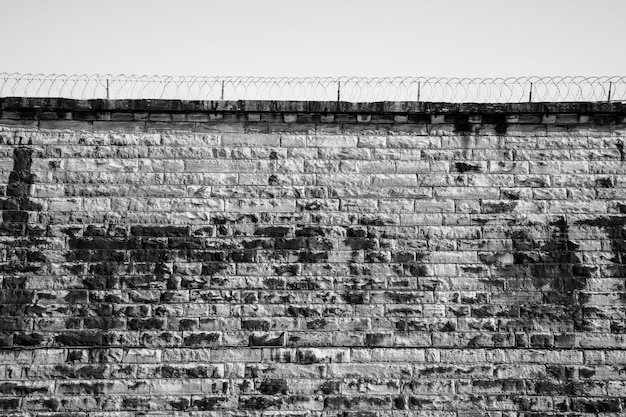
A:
[417,81,421,103]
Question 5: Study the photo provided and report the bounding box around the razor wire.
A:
[1,73,625,103]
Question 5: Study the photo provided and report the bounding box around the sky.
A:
[1,0,625,78]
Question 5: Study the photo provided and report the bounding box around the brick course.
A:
[0,99,625,415]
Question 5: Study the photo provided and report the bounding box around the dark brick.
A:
[56,381,109,395]
[192,396,230,410]
[455,162,481,173]
[254,226,291,237]
[130,225,189,237]
[249,332,285,347]
[169,397,190,411]
[121,396,151,410]
[317,380,341,394]
[324,395,391,410]
[183,332,221,347]
[0,398,20,410]
[365,332,393,346]
[54,331,103,346]
[257,378,289,395]
[239,396,282,410]
[0,382,50,395]
[13,332,45,347]
[242,319,271,331]
[127,318,166,331]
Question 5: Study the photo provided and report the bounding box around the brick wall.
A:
[1,98,626,416]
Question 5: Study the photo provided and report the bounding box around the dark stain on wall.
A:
[487,217,591,314]
[0,147,45,349]
[532,218,591,308]
[455,162,482,173]
[482,216,598,412]
[577,215,626,312]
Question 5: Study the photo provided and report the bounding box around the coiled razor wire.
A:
[1,73,625,103]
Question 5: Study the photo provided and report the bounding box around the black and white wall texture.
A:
[0,98,626,416]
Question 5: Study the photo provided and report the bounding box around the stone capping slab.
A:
[1,97,625,115]
[2,98,625,132]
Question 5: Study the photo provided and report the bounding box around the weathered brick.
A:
[308,135,357,147]
[221,133,280,147]
[387,136,440,149]
[371,174,417,187]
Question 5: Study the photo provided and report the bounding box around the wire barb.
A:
[0,73,624,103]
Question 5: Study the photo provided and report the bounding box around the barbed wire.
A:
[1,73,625,103]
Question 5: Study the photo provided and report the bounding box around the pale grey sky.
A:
[2,0,625,78]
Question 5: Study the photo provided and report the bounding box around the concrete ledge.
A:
[2,98,625,134]
[1,97,625,115]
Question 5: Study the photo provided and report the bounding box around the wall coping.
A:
[1,98,625,133]
[1,98,625,114]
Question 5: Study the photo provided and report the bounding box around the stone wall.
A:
[1,98,626,416]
